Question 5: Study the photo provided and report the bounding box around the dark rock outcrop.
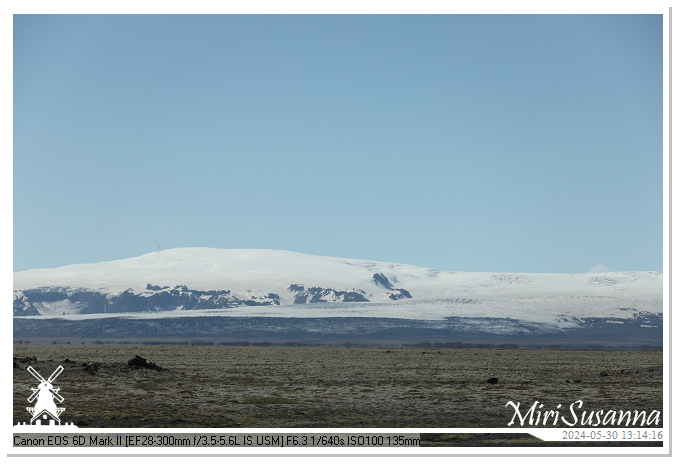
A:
[388,289,412,300]
[289,285,369,304]
[373,273,394,290]
[13,285,281,316]
[82,362,100,375]
[127,355,163,371]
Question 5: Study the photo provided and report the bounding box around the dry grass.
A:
[13,345,663,429]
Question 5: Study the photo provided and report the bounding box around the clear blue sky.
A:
[13,14,663,273]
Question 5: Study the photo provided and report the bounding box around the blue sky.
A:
[13,14,664,273]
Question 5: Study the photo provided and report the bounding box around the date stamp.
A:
[528,428,664,442]
[560,429,663,441]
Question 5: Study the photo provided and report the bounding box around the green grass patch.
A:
[428,391,468,399]
[228,376,257,383]
[132,378,168,391]
[242,396,299,405]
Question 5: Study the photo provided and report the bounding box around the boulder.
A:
[127,355,163,371]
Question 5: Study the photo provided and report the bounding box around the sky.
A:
[12,14,664,273]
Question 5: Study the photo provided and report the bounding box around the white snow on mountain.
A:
[13,248,662,325]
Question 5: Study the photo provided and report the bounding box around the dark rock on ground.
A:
[127,355,163,371]
[82,362,100,375]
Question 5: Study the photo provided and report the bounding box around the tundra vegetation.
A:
[13,345,662,431]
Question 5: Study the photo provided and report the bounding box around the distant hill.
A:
[13,248,663,347]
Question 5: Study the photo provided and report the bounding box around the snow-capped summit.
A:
[12,248,663,347]
[13,248,662,320]
[14,248,435,299]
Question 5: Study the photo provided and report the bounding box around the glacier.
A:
[13,248,663,347]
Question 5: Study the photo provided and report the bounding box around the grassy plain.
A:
[13,345,663,430]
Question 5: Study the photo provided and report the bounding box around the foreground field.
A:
[13,345,663,429]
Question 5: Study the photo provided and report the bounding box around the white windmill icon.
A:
[25,365,66,425]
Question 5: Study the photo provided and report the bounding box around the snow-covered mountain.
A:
[13,248,663,347]
[13,248,420,315]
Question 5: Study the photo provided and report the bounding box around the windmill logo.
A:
[15,365,77,427]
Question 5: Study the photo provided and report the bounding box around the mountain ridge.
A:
[13,249,663,347]
[14,248,662,319]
